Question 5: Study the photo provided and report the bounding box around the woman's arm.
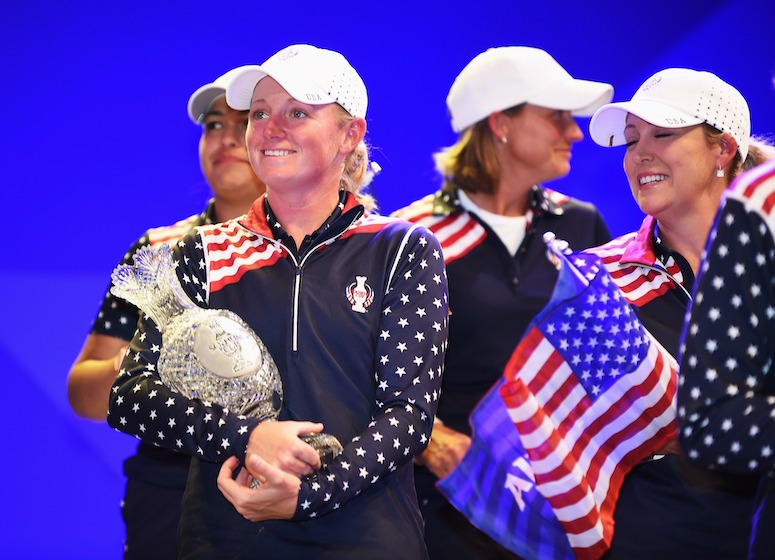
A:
[679,195,775,474]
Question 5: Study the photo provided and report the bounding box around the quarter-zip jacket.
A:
[395,185,611,435]
[108,192,449,559]
[394,185,611,559]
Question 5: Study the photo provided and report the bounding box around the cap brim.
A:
[530,79,614,117]
[226,64,335,111]
[187,85,226,124]
[589,99,704,148]
[225,66,266,111]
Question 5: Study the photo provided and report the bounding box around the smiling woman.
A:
[620,117,729,253]
[227,45,377,247]
[392,45,614,559]
[242,77,365,240]
[106,44,450,560]
[583,68,775,559]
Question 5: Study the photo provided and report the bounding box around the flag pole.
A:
[543,231,590,287]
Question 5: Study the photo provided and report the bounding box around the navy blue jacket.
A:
[396,186,611,436]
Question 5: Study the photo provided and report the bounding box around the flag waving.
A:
[437,377,577,560]
[438,244,677,560]
[499,249,677,559]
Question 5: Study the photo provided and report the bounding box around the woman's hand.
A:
[218,455,301,522]
[247,421,324,478]
[415,423,471,480]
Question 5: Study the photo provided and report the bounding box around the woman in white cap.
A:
[67,68,265,559]
[586,67,774,559]
[393,46,614,559]
[106,44,449,559]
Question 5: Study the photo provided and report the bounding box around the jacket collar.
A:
[239,191,363,241]
[431,185,564,218]
[201,198,218,225]
[621,215,659,265]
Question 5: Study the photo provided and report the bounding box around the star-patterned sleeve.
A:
[679,195,775,475]
[106,230,260,463]
[294,225,449,519]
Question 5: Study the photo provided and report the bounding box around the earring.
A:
[716,166,725,178]
[500,136,508,144]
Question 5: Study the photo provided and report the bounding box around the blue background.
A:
[2,1,773,557]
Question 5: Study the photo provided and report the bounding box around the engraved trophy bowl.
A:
[111,243,342,468]
[157,308,281,420]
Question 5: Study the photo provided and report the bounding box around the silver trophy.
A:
[111,244,342,468]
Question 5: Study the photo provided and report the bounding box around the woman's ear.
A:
[718,133,739,167]
[342,118,367,152]
[487,112,507,142]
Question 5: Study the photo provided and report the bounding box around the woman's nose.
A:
[566,117,584,143]
[263,115,284,138]
[222,123,242,147]
[631,141,653,163]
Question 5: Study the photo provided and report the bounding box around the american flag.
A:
[438,247,677,559]
[498,249,677,559]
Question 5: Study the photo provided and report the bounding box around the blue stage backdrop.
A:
[2,1,773,557]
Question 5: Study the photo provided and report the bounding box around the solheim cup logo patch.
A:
[346,275,373,313]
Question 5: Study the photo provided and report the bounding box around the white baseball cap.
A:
[186,67,246,124]
[226,44,367,119]
[447,46,613,133]
[589,68,751,160]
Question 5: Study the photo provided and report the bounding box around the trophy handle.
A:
[300,432,344,467]
[110,244,199,330]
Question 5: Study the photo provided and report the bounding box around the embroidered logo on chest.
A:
[346,275,374,313]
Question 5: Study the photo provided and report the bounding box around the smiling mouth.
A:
[639,174,667,186]
[263,150,293,156]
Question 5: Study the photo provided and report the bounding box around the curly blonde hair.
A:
[336,108,378,213]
